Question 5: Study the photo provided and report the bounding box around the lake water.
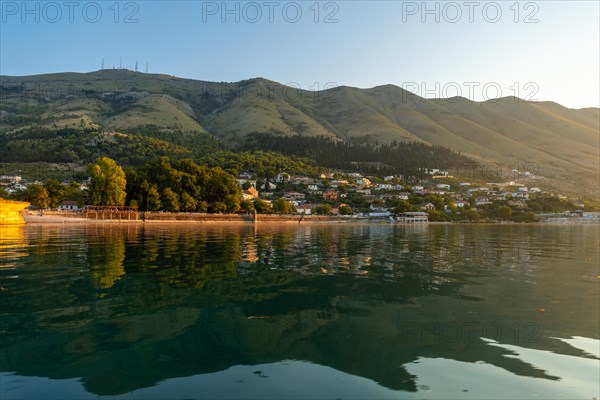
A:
[0,223,598,399]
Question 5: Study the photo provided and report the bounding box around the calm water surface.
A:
[0,223,598,399]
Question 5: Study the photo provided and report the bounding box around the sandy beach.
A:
[23,215,98,224]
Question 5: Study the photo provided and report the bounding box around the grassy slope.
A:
[1,70,598,195]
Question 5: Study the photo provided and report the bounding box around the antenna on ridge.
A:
[120,57,122,69]
[135,62,138,72]
[101,58,104,70]
[146,62,148,73]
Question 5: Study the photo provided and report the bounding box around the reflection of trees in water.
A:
[88,236,126,290]
[132,227,241,289]
[1,225,597,396]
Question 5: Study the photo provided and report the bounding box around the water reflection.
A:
[88,228,126,290]
[0,224,598,398]
[0,226,27,269]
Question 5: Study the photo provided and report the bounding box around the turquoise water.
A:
[0,223,598,399]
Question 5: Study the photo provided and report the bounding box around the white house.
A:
[284,191,305,201]
[376,183,393,190]
[369,202,391,217]
[292,177,312,185]
[0,175,22,184]
[297,204,312,215]
[59,201,80,211]
[419,202,436,211]
[398,212,429,223]
[259,182,277,190]
[275,173,290,183]
[237,178,257,187]
[369,203,388,212]
[429,190,446,196]
[331,179,349,186]
[512,192,530,200]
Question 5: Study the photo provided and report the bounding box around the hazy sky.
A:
[1,1,598,108]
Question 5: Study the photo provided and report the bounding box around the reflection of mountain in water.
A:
[0,224,598,396]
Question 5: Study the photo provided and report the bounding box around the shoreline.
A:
[14,214,600,226]
[20,214,362,225]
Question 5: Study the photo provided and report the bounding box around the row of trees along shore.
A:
[85,156,243,213]
[13,157,244,213]
[14,156,586,220]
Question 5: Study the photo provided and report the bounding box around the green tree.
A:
[162,188,180,211]
[124,167,147,209]
[427,210,447,221]
[180,192,197,212]
[88,157,127,206]
[511,212,525,222]
[240,199,255,213]
[63,181,83,206]
[425,194,444,211]
[524,211,537,223]
[204,167,241,213]
[44,179,66,208]
[26,184,50,209]
[211,201,227,213]
[498,205,512,221]
[197,201,208,213]
[338,204,353,215]
[392,200,411,215]
[314,204,332,215]
[253,199,271,214]
[465,208,480,221]
[147,185,161,211]
[272,198,294,214]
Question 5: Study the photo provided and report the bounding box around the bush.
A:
[338,204,353,215]
[314,204,332,215]
[524,212,537,223]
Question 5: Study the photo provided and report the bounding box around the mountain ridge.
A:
[1,70,598,196]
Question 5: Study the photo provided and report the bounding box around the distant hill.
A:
[1,70,598,196]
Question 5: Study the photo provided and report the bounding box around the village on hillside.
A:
[1,163,593,223]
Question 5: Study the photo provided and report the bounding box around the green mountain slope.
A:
[1,70,598,195]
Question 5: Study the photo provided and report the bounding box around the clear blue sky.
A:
[1,1,598,108]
